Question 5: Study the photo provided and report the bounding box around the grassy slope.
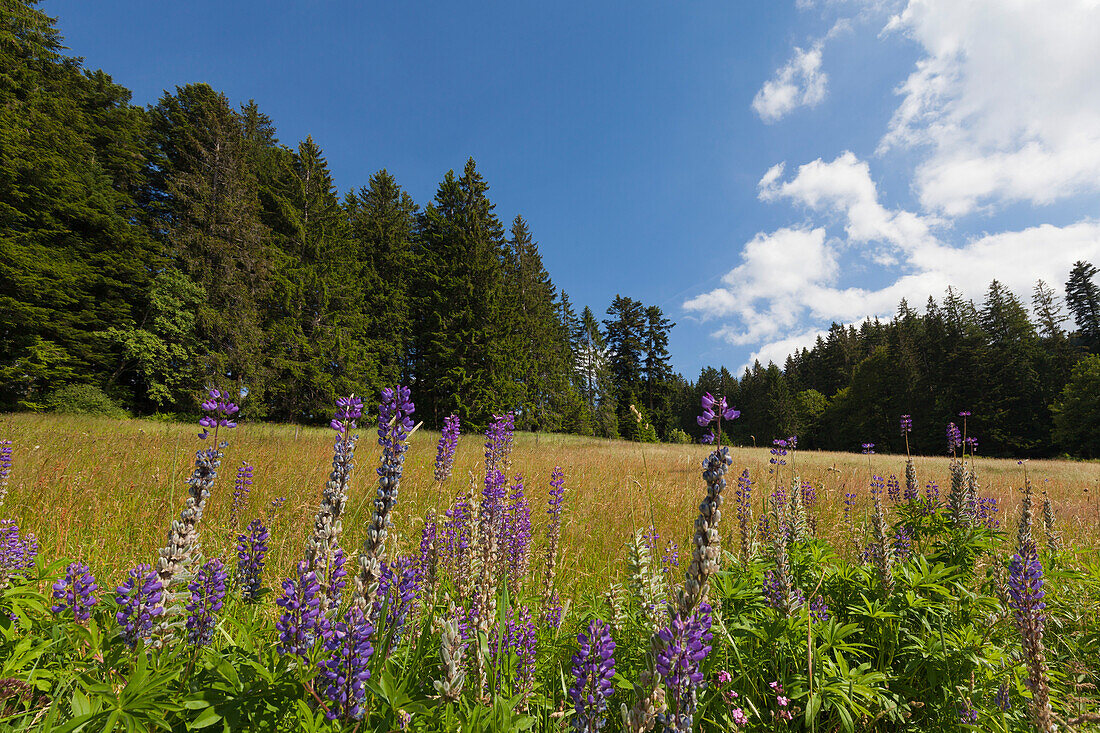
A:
[3,413,1099,597]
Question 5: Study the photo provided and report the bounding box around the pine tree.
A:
[642,305,675,435]
[1032,279,1068,339]
[1066,260,1100,351]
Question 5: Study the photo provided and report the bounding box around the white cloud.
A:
[880,0,1100,216]
[752,43,828,122]
[686,152,1100,371]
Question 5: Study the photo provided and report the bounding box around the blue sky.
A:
[50,1,1100,377]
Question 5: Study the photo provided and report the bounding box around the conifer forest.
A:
[1,1,1099,731]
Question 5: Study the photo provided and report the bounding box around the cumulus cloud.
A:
[685,153,1100,370]
[880,0,1100,216]
[752,43,828,122]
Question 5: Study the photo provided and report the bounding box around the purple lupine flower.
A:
[433,414,461,483]
[268,495,287,522]
[736,469,753,563]
[372,556,417,645]
[484,412,516,475]
[870,475,884,500]
[978,496,1000,529]
[504,475,532,588]
[569,618,616,732]
[353,387,415,613]
[319,607,375,722]
[900,415,912,434]
[843,492,857,523]
[965,436,979,453]
[762,570,804,613]
[886,475,901,503]
[800,480,816,509]
[198,388,239,439]
[0,520,38,589]
[275,561,322,657]
[924,480,940,512]
[229,462,253,532]
[51,562,98,622]
[0,439,12,507]
[186,558,227,647]
[903,465,920,502]
[542,591,563,631]
[321,546,348,610]
[809,595,830,623]
[861,442,875,454]
[893,525,913,561]
[115,564,164,648]
[655,603,713,732]
[416,513,437,592]
[1010,541,1055,731]
[507,606,537,698]
[236,518,269,603]
[994,682,1011,712]
[696,393,739,429]
[769,439,788,467]
[957,698,978,724]
[442,492,473,582]
[331,395,364,434]
[958,410,971,418]
[947,423,963,453]
[700,430,715,445]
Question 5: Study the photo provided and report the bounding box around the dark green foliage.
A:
[44,384,129,419]
[1052,354,1100,458]
[1065,260,1100,351]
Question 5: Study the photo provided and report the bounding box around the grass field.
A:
[5,412,1098,595]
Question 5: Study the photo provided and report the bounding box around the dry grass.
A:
[4,413,1099,598]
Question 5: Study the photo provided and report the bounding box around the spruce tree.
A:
[1066,260,1100,351]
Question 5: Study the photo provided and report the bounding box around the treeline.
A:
[667,274,1100,458]
[0,0,679,434]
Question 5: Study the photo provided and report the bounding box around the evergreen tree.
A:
[412,159,509,429]
[642,305,675,435]
[1066,260,1100,351]
[0,0,160,409]
[1032,279,1069,339]
[146,83,272,407]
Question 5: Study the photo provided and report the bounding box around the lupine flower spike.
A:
[51,562,98,622]
[696,393,739,448]
[0,520,38,590]
[0,439,12,509]
[569,618,616,732]
[115,564,164,648]
[319,607,375,721]
[186,558,227,646]
[434,414,460,484]
[228,462,253,534]
[353,386,415,614]
[236,519,269,603]
[306,395,362,616]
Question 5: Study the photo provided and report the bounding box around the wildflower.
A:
[679,446,732,615]
[275,561,322,657]
[228,462,253,533]
[700,430,715,445]
[433,414,461,483]
[994,681,1011,712]
[0,520,38,590]
[1041,494,1062,551]
[318,607,375,721]
[236,519,269,603]
[353,386,415,614]
[893,525,913,561]
[924,480,939,512]
[433,600,466,701]
[716,670,732,685]
[957,698,978,724]
[763,569,804,613]
[869,479,895,597]
[696,394,739,449]
[655,604,713,733]
[0,439,11,508]
[484,412,516,475]
[736,470,753,564]
[809,595,830,623]
[115,564,164,648]
[1008,541,1054,732]
[442,488,473,594]
[569,618,616,732]
[903,460,919,502]
[153,440,223,629]
[730,708,749,726]
[769,439,788,467]
[307,397,362,616]
[542,591,564,631]
[506,606,537,698]
[330,395,363,434]
[542,467,567,605]
[197,388,239,440]
[977,496,1000,529]
[186,558,227,647]
[50,562,98,622]
[861,442,875,454]
[372,556,417,646]
[886,475,901,503]
[503,474,532,588]
[900,414,912,434]
[415,512,438,601]
[947,423,962,453]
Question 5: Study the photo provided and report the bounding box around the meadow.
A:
[1,401,1099,731]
